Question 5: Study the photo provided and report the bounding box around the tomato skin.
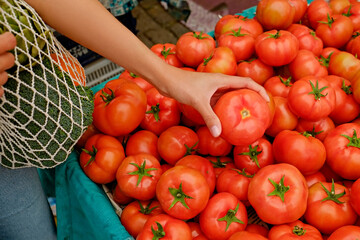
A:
[207,156,236,178]
[196,126,233,157]
[236,58,274,85]
[125,130,160,161]
[268,220,323,240]
[156,165,210,220]
[118,70,153,92]
[213,89,270,146]
[245,224,269,237]
[305,171,327,188]
[233,137,274,175]
[150,43,184,68]
[349,68,360,104]
[199,192,248,240]
[93,78,147,136]
[328,225,360,240]
[328,50,360,82]
[228,230,268,240]
[323,123,360,180]
[197,46,237,75]
[295,117,335,141]
[187,222,207,239]
[255,0,295,30]
[305,0,333,30]
[287,76,336,121]
[116,153,162,201]
[263,75,292,98]
[289,0,308,23]
[137,214,192,240]
[79,134,125,184]
[76,123,101,149]
[157,125,199,165]
[350,177,360,215]
[248,163,308,225]
[255,30,299,67]
[329,0,351,14]
[304,181,357,235]
[273,130,326,175]
[343,3,360,31]
[176,31,216,68]
[120,200,164,238]
[140,87,181,136]
[112,183,133,205]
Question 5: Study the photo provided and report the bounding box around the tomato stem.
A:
[100,88,115,105]
[137,200,159,215]
[341,79,352,95]
[238,145,262,168]
[151,222,166,239]
[161,46,175,59]
[280,76,292,87]
[146,103,161,122]
[209,157,232,169]
[82,145,97,167]
[184,141,198,157]
[293,226,306,236]
[217,203,244,231]
[320,179,346,204]
[341,129,360,148]
[229,27,248,37]
[193,31,209,39]
[267,175,290,202]
[318,13,334,28]
[308,80,328,100]
[128,161,157,187]
[233,168,254,178]
[168,182,194,210]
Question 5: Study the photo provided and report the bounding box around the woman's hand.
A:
[0,32,16,98]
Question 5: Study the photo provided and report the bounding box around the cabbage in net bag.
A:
[0,0,94,169]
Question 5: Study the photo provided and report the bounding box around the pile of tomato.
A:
[76,0,360,239]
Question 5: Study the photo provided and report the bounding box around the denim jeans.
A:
[0,165,57,240]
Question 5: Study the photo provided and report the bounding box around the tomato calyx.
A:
[232,168,254,178]
[267,175,290,202]
[302,126,323,138]
[161,46,175,60]
[280,76,292,87]
[82,145,97,167]
[238,145,262,168]
[138,200,159,215]
[343,5,352,17]
[229,27,248,37]
[341,80,352,95]
[320,179,346,204]
[266,30,281,39]
[146,103,161,122]
[292,226,306,236]
[193,31,209,39]
[168,182,194,210]
[240,108,251,119]
[129,72,138,78]
[128,161,157,186]
[100,88,115,105]
[341,129,360,148]
[209,157,232,169]
[184,141,198,156]
[318,14,335,28]
[151,221,166,239]
[202,54,213,66]
[308,80,328,100]
[319,54,331,67]
[217,203,244,231]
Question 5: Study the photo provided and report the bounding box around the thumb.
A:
[197,104,222,138]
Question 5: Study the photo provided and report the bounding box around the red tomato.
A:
[197,46,237,75]
[268,220,323,240]
[287,23,324,56]
[289,0,308,23]
[255,30,299,67]
[137,214,192,240]
[350,69,360,104]
[328,225,360,240]
[343,3,360,31]
[323,123,360,180]
[255,0,295,30]
[156,165,210,220]
[157,125,199,165]
[140,87,181,136]
[216,168,253,203]
[315,14,354,48]
[112,183,133,205]
[328,50,360,82]
[199,192,248,240]
[305,171,327,188]
[295,117,336,141]
[346,31,360,57]
[233,137,274,175]
[325,75,360,124]
[150,43,183,68]
[79,134,125,184]
[176,31,216,68]
[321,47,340,59]
[207,156,236,178]
[120,200,164,238]
[116,153,162,200]
[196,125,233,157]
[178,102,205,125]
[287,76,336,121]
[93,78,147,136]
[265,96,298,137]
[350,177,360,215]
[263,75,292,98]
[245,224,269,237]
[236,58,274,85]
[304,180,358,235]
[305,0,333,29]
[176,155,216,195]
[187,222,208,240]
[217,28,255,62]
[288,49,328,81]
[329,0,351,14]
[273,130,327,175]
[228,231,268,240]
[75,123,100,149]
[320,162,344,182]
[118,70,153,92]
[213,89,271,146]
[248,163,308,225]
[125,130,160,161]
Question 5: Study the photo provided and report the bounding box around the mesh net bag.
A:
[0,0,94,169]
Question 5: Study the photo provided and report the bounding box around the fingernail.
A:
[210,126,220,138]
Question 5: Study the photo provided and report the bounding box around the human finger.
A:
[193,101,222,138]
[0,71,8,86]
[0,52,15,72]
[0,32,17,54]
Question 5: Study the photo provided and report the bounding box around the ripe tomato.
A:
[228,230,268,240]
[245,224,269,237]
[150,43,183,68]
[255,30,299,67]
[305,0,333,30]
[304,180,357,235]
[217,28,255,62]
[233,137,274,175]
[328,225,360,240]
[120,200,164,238]
[323,123,360,180]
[329,0,351,14]
[199,192,248,240]
[112,183,133,205]
[328,50,360,82]
[268,220,323,240]
[187,222,207,240]
[116,153,162,200]
[255,0,295,30]
[197,46,237,75]
[295,117,335,141]
[305,171,327,188]
[213,89,271,146]
[289,0,308,23]
[178,102,205,125]
[79,134,125,184]
[156,165,210,220]
[263,75,292,98]
[206,156,236,178]
[140,87,181,136]
[346,31,360,57]
[137,214,192,240]
[175,31,216,68]
[196,126,232,157]
[350,177,360,215]
[92,78,147,136]
[248,163,308,225]
[343,3,360,31]
[75,123,101,149]
[157,125,199,165]
[287,76,336,121]
[118,69,153,92]
[125,130,160,161]
[236,58,274,85]
[273,129,327,175]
